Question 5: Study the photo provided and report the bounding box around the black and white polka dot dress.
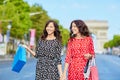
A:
[34,39,62,80]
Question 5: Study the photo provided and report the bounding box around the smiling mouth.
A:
[47,30,52,32]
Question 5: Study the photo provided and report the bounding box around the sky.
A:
[24,0,120,40]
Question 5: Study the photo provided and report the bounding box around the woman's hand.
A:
[84,53,92,59]
[21,44,27,49]
[20,44,36,56]
[60,72,67,80]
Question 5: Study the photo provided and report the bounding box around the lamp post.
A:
[0,21,3,43]
[5,21,12,54]
[2,0,7,19]
[29,11,43,16]
[6,21,12,43]
[24,11,43,58]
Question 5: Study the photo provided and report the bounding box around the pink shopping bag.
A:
[90,58,99,80]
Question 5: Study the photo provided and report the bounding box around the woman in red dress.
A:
[61,20,95,80]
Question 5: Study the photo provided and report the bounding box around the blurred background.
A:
[0,0,120,80]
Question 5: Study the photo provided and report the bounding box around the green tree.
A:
[51,19,69,46]
[30,4,50,41]
[0,0,70,45]
[104,42,109,49]
[60,25,69,46]
[113,35,120,47]
[107,40,114,48]
[104,35,120,49]
[0,0,32,39]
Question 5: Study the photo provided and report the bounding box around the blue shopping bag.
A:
[12,45,26,73]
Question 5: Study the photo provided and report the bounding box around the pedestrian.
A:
[23,20,62,80]
[0,33,3,42]
[61,20,95,80]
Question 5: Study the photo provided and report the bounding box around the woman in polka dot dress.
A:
[23,20,62,80]
[61,20,95,80]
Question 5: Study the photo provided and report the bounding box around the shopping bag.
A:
[84,60,90,73]
[84,60,91,79]
[12,45,26,73]
[90,58,99,80]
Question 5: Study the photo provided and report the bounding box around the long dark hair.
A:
[41,20,62,42]
[70,20,90,38]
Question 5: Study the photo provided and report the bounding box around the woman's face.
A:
[71,22,79,35]
[46,22,55,35]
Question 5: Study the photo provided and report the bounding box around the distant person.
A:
[61,20,95,80]
[0,33,3,42]
[23,20,62,80]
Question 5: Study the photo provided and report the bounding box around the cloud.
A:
[107,4,119,11]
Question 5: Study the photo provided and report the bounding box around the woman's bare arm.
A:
[22,45,36,56]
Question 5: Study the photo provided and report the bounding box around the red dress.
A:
[65,36,95,80]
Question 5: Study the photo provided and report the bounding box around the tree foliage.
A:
[104,35,120,48]
[113,35,120,47]
[0,0,69,45]
[0,0,32,39]
[30,4,50,41]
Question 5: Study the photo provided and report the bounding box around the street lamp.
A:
[23,11,43,43]
[29,11,43,16]
[6,21,12,43]
[23,11,43,58]
[2,0,8,18]
[28,11,43,46]
[5,21,12,54]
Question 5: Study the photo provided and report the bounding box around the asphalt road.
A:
[96,54,120,80]
[0,54,120,80]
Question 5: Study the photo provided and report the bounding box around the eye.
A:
[72,26,76,28]
[47,26,53,28]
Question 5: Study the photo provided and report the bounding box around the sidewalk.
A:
[0,55,34,61]
[0,55,13,61]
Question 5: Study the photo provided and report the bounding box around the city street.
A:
[0,1,120,80]
[0,54,120,80]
